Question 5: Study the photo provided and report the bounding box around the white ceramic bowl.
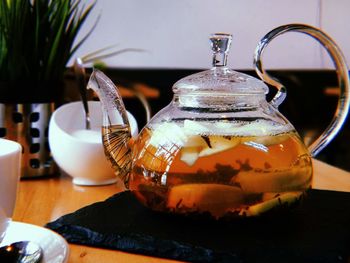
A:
[49,101,138,186]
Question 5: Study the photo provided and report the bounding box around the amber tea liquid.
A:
[104,123,313,218]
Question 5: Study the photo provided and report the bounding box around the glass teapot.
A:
[88,24,349,219]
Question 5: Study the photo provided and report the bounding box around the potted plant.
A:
[0,0,95,178]
[0,0,95,102]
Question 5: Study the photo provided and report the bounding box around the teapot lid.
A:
[173,33,268,95]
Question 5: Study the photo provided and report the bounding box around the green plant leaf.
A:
[0,0,95,88]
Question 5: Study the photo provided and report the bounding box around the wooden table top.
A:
[12,159,350,263]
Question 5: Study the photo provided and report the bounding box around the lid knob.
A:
[210,33,232,67]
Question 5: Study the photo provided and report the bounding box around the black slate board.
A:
[46,189,350,263]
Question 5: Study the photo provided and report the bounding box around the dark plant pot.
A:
[0,80,65,104]
[0,81,65,178]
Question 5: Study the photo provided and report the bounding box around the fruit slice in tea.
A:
[167,184,244,218]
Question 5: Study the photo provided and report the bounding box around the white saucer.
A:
[0,221,69,263]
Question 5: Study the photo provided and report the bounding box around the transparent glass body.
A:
[127,68,312,218]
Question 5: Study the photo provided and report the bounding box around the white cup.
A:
[0,139,21,242]
[49,101,138,186]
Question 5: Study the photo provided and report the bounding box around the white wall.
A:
[71,0,350,70]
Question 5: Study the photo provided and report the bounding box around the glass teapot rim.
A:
[172,67,269,95]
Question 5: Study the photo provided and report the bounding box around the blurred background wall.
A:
[72,0,349,70]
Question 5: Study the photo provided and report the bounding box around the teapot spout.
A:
[87,69,133,187]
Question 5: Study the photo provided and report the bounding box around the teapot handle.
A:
[254,24,350,157]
